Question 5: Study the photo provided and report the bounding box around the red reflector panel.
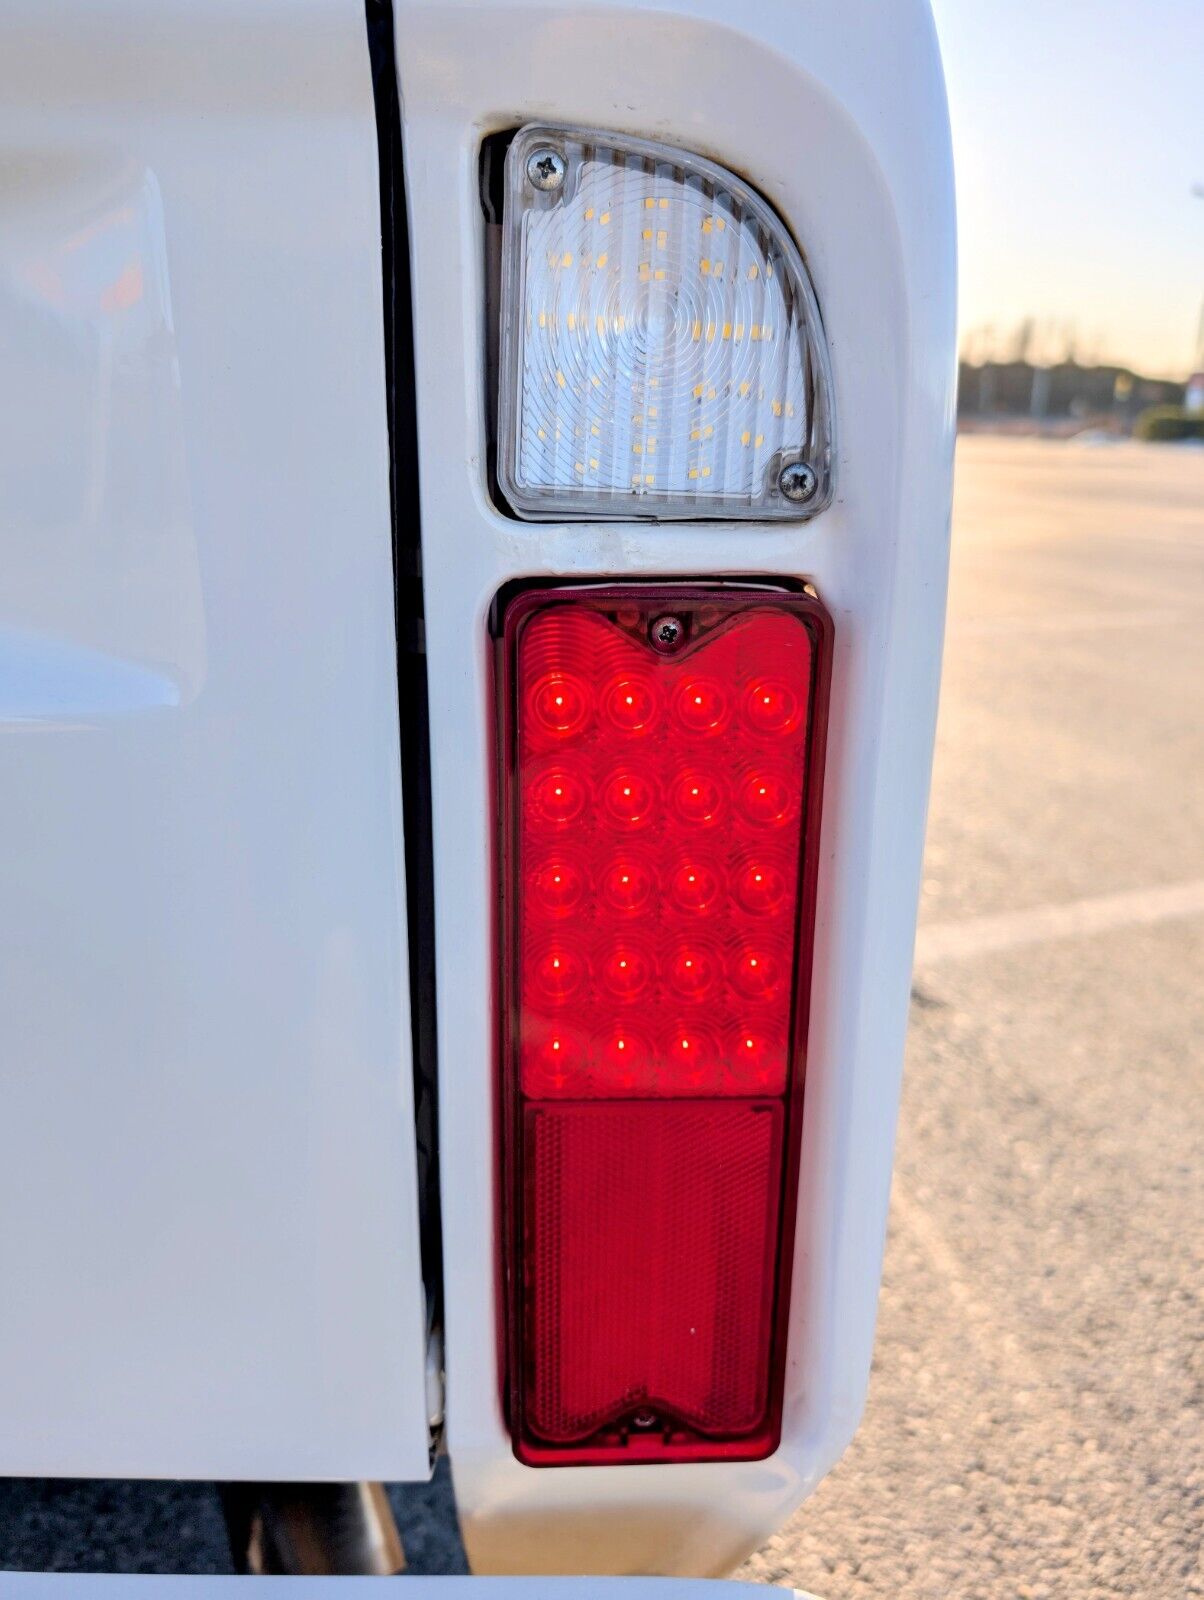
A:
[497,585,831,1466]
[525,1101,783,1447]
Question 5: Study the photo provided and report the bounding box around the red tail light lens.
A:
[497,585,831,1465]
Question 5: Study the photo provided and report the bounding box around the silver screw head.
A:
[526,147,566,193]
[778,460,819,504]
[649,614,686,653]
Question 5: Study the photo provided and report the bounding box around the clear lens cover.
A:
[497,124,835,523]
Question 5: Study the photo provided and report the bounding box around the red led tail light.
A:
[496,584,831,1466]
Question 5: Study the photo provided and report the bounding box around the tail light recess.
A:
[496,583,831,1465]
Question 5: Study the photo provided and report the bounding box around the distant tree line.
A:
[957,317,1192,431]
[958,359,1186,425]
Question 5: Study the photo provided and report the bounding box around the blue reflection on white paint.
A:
[0,626,180,723]
[0,153,204,711]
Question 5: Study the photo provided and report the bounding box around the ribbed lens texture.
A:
[518,605,812,1098]
[525,1101,783,1444]
[500,127,833,520]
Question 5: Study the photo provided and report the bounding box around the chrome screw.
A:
[526,147,566,193]
[778,460,819,504]
[631,1410,658,1430]
[649,615,686,653]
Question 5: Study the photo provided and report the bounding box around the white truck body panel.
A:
[394,0,956,1573]
[0,0,954,1573]
[0,0,431,1481]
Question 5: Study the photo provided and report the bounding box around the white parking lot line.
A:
[948,607,1190,637]
[915,879,1204,965]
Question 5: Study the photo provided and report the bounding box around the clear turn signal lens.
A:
[497,124,834,523]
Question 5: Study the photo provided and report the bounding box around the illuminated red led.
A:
[665,1026,720,1090]
[529,671,592,739]
[673,675,730,735]
[601,769,657,829]
[726,1028,787,1095]
[500,586,830,1467]
[731,943,789,1003]
[602,673,659,734]
[666,939,721,1003]
[599,855,657,915]
[738,768,795,827]
[667,857,722,915]
[530,942,587,1005]
[594,1028,650,1092]
[599,940,655,1003]
[745,678,802,735]
[524,1024,587,1092]
[733,855,792,917]
[529,858,587,916]
[528,767,588,826]
[670,769,726,827]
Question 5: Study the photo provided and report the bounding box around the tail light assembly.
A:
[397,0,957,1567]
[496,583,832,1465]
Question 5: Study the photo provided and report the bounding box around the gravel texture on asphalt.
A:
[737,437,1204,1598]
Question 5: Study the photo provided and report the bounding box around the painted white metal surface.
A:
[394,0,956,1575]
[0,1582,818,1600]
[0,0,431,1480]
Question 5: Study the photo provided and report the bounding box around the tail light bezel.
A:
[492,578,833,1467]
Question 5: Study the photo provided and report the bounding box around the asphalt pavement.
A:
[737,436,1204,1598]
[1,436,1200,1592]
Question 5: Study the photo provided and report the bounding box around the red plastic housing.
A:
[496,584,831,1466]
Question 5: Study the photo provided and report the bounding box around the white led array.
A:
[498,125,833,521]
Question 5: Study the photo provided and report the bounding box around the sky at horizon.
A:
[929,0,1204,379]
